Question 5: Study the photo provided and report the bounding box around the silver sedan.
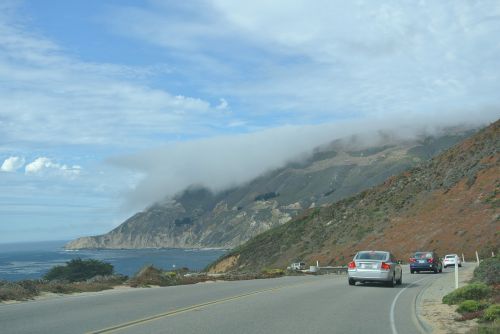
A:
[347,250,402,287]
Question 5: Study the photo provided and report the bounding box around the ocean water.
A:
[0,240,227,281]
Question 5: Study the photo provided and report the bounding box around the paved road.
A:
[0,266,449,334]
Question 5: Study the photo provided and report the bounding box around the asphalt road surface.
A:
[1,266,446,334]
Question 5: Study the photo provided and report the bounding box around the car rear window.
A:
[414,252,433,259]
[356,251,388,261]
[445,255,456,258]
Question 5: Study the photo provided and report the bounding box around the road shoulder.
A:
[417,263,478,334]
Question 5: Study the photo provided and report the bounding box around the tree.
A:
[44,258,114,282]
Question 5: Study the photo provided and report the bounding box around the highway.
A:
[0,266,442,334]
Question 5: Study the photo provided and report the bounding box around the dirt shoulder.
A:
[417,262,478,334]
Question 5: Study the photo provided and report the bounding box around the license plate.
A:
[419,260,425,263]
[361,264,376,269]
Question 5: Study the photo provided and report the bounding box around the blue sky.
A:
[1,0,499,243]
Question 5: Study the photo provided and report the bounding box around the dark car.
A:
[409,251,442,274]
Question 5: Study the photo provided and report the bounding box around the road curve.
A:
[0,266,445,334]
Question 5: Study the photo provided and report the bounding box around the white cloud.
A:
[25,157,82,178]
[0,6,231,149]
[106,1,500,122]
[0,156,25,172]
[216,98,229,110]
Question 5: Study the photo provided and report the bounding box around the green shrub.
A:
[482,304,500,322]
[442,283,492,305]
[456,300,488,314]
[44,258,114,282]
[473,256,500,285]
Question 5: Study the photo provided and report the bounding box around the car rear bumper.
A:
[410,264,436,271]
[348,269,392,282]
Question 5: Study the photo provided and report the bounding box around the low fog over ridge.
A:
[111,113,496,211]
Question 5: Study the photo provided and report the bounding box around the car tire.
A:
[410,269,414,274]
[439,267,442,273]
[396,272,402,285]
[348,279,355,286]
[387,274,396,287]
[459,264,462,268]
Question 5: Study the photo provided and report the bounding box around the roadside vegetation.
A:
[0,259,126,302]
[442,255,500,333]
[0,258,288,302]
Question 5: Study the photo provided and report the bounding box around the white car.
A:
[443,254,462,268]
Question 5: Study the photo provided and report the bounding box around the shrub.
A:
[261,268,285,276]
[0,280,40,301]
[442,283,492,305]
[473,256,500,285]
[128,265,181,287]
[482,304,500,322]
[457,300,488,314]
[44,258,114,282]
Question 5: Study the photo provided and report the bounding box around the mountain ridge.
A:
[207,120,499,272]
[66,128,478,250]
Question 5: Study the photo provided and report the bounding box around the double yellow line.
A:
[88,280,315,333]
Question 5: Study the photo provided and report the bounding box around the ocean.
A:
[0,240,227,282]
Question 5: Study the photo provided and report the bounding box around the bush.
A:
[443,283,492,305]
[0,280,40,301]
[457,300,488,314]
[128,265,181,287]
[482,304,500,322]
[44,258,114,282]
[474,256,500,285]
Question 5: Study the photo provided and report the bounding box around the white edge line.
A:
[390,277,428,334]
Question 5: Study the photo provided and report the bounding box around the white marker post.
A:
[476,251,480,266]
[462,253,465,263]
[454,255,459,289]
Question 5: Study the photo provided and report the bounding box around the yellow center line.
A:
[87,279,317,334]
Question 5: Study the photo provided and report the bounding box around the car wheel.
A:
[387,274,396,287]
[396,272,402,285]
[410,270,414,274]
[459,264,462,268]
[439,266,442,273]
[433,267,438,274]
[348,278,356,286]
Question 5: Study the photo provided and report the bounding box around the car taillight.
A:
[381,262,391,270]
[427,258,433,263]
[348,261,356,269]
[409,258,416,263]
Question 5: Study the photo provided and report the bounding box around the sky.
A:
[0,0,499,243]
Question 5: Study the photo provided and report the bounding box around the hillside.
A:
[208,120,499,273]
[66,129,475,250]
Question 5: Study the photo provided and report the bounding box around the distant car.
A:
[347,250,402,287]
[443,254,462,268]
[409,251,443,274]
[288,262,306,271]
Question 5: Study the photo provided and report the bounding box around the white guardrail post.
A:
[454,255,459,289]
[476,251,480,266]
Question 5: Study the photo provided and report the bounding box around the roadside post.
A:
[454,255,459,289]
[476,251,480,266]
[462,253,465,263]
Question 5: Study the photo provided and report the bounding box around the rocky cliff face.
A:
[66,129,475,250]
[208,120,499,272]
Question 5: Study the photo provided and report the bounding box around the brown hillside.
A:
[209,120,499,272]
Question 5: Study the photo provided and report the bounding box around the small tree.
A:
[44,258,114,282]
